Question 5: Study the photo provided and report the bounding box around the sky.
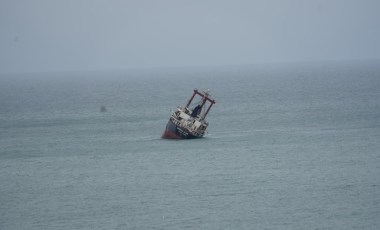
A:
[1,0,380,73]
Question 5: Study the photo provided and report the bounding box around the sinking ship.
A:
[162,89,216,139]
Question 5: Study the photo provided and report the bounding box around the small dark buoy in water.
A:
[100,105,106,112]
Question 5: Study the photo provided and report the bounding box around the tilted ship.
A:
[162,89,216,139]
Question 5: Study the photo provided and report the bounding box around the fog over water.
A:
[1,62,380,229]
[1,0,380,73]
[1,1,380,229]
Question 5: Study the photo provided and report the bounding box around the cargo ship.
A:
[162,89,216,139]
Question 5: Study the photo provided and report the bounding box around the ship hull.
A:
[162,118,202,139]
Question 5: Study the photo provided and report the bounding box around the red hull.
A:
[162,128,182,139]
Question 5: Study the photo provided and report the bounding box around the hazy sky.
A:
[1,0,379,73]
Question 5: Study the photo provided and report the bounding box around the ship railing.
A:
[171,117,181,127]
[171,116,204,137]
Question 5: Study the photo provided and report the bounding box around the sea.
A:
[0,61,379,230]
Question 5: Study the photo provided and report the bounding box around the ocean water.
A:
[0,61,379,230]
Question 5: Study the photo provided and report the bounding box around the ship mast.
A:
[186,89,215,119]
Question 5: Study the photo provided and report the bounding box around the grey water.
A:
[1,61,379,230]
